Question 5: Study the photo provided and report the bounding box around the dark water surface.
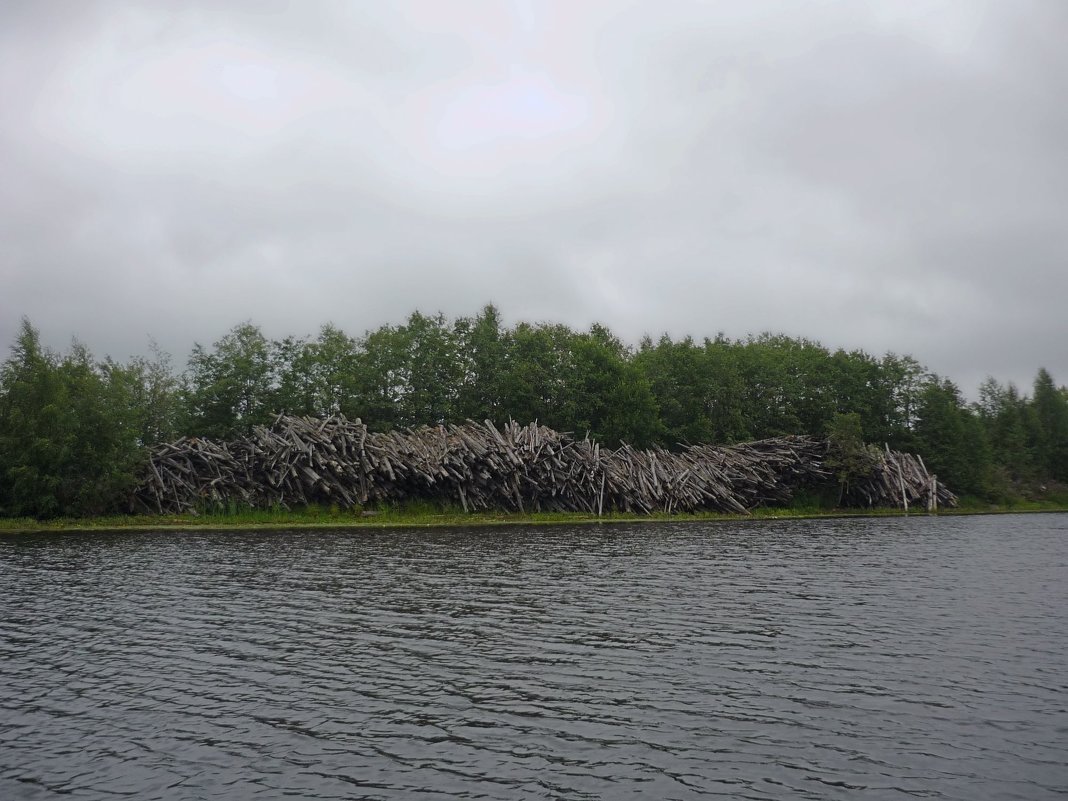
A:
[1,514,1066,800]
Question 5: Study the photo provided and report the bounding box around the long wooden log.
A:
[131,415,958,515]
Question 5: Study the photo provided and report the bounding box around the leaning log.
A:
[131,414,957,516]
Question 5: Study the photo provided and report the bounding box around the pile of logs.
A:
[844,447,957,511]
[131,414,957,515]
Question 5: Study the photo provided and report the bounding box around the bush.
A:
[0,320,146,518]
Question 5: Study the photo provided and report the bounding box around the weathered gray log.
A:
[131,414,957,515]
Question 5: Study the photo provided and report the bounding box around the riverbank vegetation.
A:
[2,306,1067,519]
[3,495,1067,534]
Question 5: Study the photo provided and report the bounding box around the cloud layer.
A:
[2,0,1065,394]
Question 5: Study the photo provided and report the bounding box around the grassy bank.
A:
[2,495,1067,533]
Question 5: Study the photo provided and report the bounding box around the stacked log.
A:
[130,414,957,515]
[844,447,957,510]
[236,415,369,509]
[137,437,253,513]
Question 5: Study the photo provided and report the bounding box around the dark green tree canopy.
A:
[183,322,276,439]
[0,319,145,518]
[2,310,1064,517]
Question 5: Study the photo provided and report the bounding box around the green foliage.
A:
[340,312,467,429]
[1030,368,1068,481]
[634,336,718,445]
[0,319,145,518]
[880,354,929,441]
[912,378,993,497]
[734,334,836,437]
[272,324,361,419]
[123,340,181,446]
[400,311,465,425]
[558,324,660,446]
[825,412,879,501]
[183,322,276,438]
[829,349,894,445]
[495,321,574,430]
[3,308,1066,519]
[346,323,408,430]
[976,377,1036,487]
[455,304,506,422]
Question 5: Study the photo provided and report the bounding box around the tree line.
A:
[2,305,1066,518]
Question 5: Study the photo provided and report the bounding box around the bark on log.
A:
[131,414,958,515]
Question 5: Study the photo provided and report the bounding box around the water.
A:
[1,514,1066,800]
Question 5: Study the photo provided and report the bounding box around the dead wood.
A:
[131,415,958,515]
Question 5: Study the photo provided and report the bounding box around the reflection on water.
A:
[1,515,1066,800]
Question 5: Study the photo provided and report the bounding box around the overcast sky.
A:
[1,0,1065,394]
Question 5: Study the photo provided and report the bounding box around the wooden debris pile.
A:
[681,437,832,511]
[357,420,594,512]
[235,415,369,509]
[137,437,253,514]
[845,448,957,510]
[131,414,957,515]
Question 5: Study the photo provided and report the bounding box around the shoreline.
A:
[2,502,1066,534]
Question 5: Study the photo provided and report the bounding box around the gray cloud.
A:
[2,0,1065,395]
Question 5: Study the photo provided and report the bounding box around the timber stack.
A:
[841,447,956,511]
[132,414,957,515]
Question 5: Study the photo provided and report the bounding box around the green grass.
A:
[949,490,1068,515]
[3,496,1064,533]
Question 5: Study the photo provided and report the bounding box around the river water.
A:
[1,514,1065,800]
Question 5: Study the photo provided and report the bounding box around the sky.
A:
[1,0,1065,395]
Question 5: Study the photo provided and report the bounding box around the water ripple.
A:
[2,514,1067,800]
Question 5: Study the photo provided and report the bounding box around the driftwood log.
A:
[132,414,957,515]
